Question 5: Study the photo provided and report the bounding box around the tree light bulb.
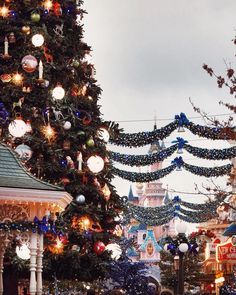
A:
[0,6,9,18]
[12,73,23,85]
[43,0,53,10]
[32,34,44,47]
[41,124,56,141]
[52,84,65,100]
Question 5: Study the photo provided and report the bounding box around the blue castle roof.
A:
[128,185,138,202]
[128,223,147,234]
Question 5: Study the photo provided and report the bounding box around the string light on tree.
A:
[31,34,44,47]
[41,124,56,142]
[0,5,9,18]
[12,73,23,85]
[87,155,104,173]
[8,119,27,137]
[52,83,65,100]
[42,0,53,10]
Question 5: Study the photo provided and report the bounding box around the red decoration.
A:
[93,241,105,255]
[53,2,62,16]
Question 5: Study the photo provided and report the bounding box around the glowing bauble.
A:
[52,84,65,100]
[178,243,189,253]
[32,34,44,47]
[21,55,38,73]
[87,155,104,173]
[16,244,30,260]
[8,119,27,137]
[105,243,122,260]
[31,12,40,22]
[76,194,85,204]
[93,241,105,255]
[97,128,110,143]
[63,121,71,130]
[175,221,188,234]
[15,144,33,161]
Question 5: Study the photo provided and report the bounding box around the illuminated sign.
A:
[216,238,236,262]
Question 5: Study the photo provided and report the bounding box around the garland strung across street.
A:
[125,196,223,225]
[110,113,233,147]
[110,137,236,166]
[112,157,233,182]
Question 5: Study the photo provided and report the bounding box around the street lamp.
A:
[175,222,189,295]
[164,222,196,295]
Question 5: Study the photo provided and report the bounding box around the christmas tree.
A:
[0,0,123,282]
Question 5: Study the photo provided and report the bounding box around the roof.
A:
[163,191,171,204]
[128,223,147,234]
[128,224,140,233]
[0,143,64,191]
[223,223,236,236]
[128,185,138,202]
[139,230,162,252]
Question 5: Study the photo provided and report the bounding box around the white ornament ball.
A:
[16,244,30,260]
[63,121,71,130]
[105,243,122,260]
[31,33,44,47]
[8,119,27,137]
[21,55,38,73]
[97,127,110,143]
[15,144,33,161]
[76,194,86,204]
[52,84,65,100]
[87,155,104,173]
[178,243,189,253]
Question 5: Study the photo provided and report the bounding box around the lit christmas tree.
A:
[0,0,123,282]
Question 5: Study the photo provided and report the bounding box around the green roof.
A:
[0,143,63,191]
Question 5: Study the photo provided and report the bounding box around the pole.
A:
[178,253,184,295]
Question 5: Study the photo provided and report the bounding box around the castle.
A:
[123,133,176,284]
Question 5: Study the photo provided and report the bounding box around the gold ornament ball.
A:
[86,137,95,147]
[22,26,31,35]
[30,12,41,22]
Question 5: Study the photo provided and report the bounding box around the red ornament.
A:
[93,241,105,255]
[53,2,62,16]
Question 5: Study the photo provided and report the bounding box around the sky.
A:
[83,0,236,202]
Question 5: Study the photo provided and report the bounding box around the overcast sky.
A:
[83,0,236,201]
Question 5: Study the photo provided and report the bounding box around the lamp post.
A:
[174,255,180,295]
[175,222,189,295]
